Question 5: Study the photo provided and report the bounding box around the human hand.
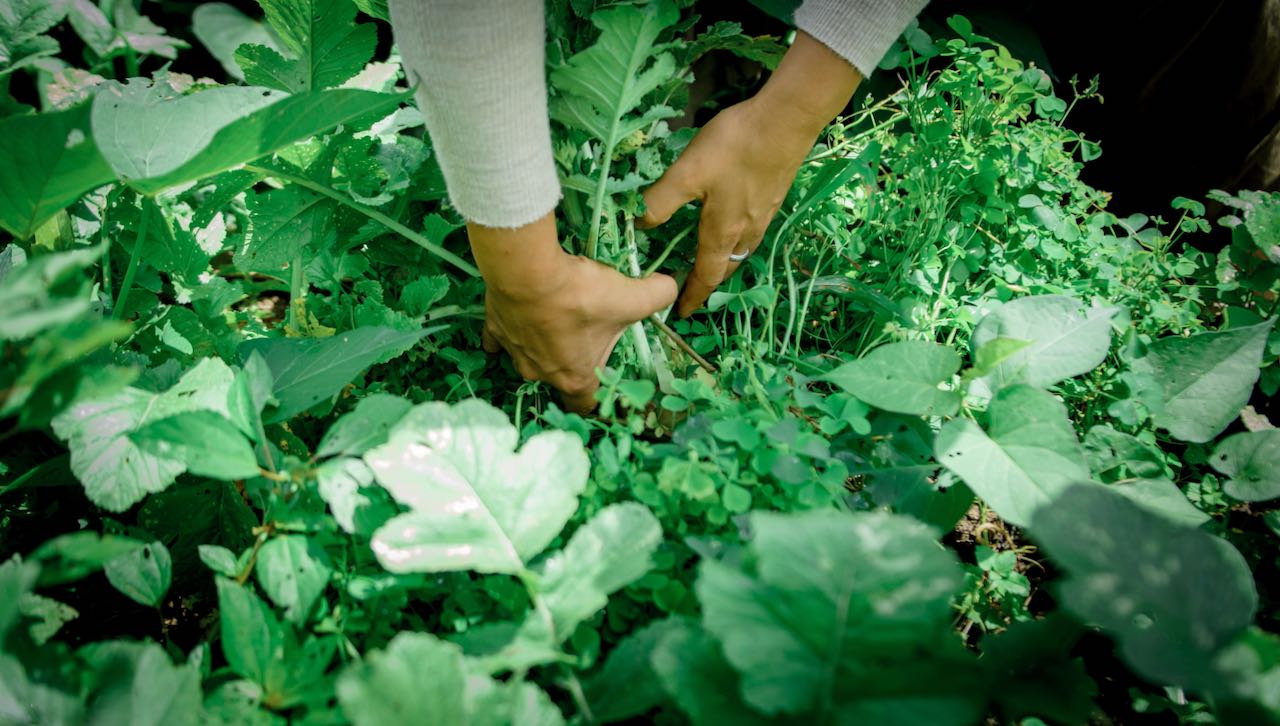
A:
[468,213,677,412]
[638,31,863,317]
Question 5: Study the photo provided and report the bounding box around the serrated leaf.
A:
[363,399,589,574]
[236,0,376,92]
[0,555,39,639]
[971,295,1118,389]
[51,358,237,511]
[0,0,68,75]
[130,410,261,481]
[317,393,412,458]
[103,541,172,607]
[239,326,426,423]
[1132,321,1274,443]
[1212,430,1280,502]
[255,535,332,624]
[535,502,661,637]
[825,340,962,416]
[0,242,104,340]
[935,385,1091,528]
[549,0,680,145]
[697,510,977,719]
[1032,484,1257,690]
[0,103,115,239]
[235,186,336,275]
[18,592,78,645]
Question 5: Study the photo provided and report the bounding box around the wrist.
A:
[467,212,572,303]
[752,30,863,139]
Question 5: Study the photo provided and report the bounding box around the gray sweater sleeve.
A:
[388,1,925,230]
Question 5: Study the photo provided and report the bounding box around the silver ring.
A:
[728,250,750,262]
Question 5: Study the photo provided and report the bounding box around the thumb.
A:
[639,164,698,229]
[612,272,679,322]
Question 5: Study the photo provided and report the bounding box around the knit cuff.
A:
[795,0,930,77]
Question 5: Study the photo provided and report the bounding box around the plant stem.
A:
[641,222,695,277]
[288,252,306,332]
[648,315,716,374]
[111,196,151,321]
[243,164,481,278]
[623,217,655,380]
[585,138,619,259]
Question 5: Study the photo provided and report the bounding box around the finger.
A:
[639,162,699,229]
[607,272,679,322]
[723,225,768,278]
[557,373,600,414]
[481,325,500,354]
[677,206,739,317]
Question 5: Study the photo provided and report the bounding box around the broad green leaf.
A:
[92,78,287,182]
[0,0,67,76]
[235,185,336,276]
[697,510,976,719]
[1212,430,1280,502]
[583,617,687,722]
[1032,484,1257,690]
[77,640,201,726]
[935,385,1091,527]
[469,680,565,726]
[317,393,412,458]
[31,531,144,585]
[824,340,962,416]
[0,555,39,639]
[239,326,426,423]
[139,481,257,581]
[51,357,237,511]
[227,351,275,440]
[1209,628,1280,724]
[351,0,388,21]
[235,0,376,92]
[0,104,115,239]
[316,456,396,535]
[1084,425,1165,480]
[0,654,83,725]
[536,503,662,636]
[0,242,104,340]
[363,399,590,574]
[971,295,1118,389]
[1132,321,1274,442]
[650,621,770,726]
[91,81,406,194]
[216,577,284,688]
[336,632,496,726]
[198,545,240,577]
[103,541,172,607]
[549,0,680,145]
[1109,478,1210,528]
[255,535,332,624]
[130,410,261,480]
[191,3,280,81]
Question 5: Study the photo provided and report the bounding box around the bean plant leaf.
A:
[336,631,563,726]
[235,0,377,93]
[51,358,237,511]
[824,340,962,416]
[103,541,172,607]
[1109,478,1210,528]
[549,0,680,145]
[1132,320,1274,443]
[697,509,978,719]
[1032,484,1258,690]
[191,3,280,81]
[317,393,412,458]
[935,385,1092,527]
[533,502,662,637]
[0,103,115,239]
[239,326,427,423]
[971,295,1118,389]
[255,534,332,624]
[130,410,261,481]
[1212,430,1280,502]
[363,399,590,574]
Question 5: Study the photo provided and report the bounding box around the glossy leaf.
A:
[935,385,1091,527]
[825,340,962,416]
[363,399,589,574]
[1132,321,1274,442]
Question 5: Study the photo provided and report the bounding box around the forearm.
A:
[753,30,863,137]
[388,0,560,229]
[467,213,568,301]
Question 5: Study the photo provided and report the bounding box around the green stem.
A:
[243,164,481,278]
[790,247,827,356]
[288,252,306,331]
[641,222,695,277]
[623,217,655,380]
[585,142,618,260]
[112,196,151,321]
